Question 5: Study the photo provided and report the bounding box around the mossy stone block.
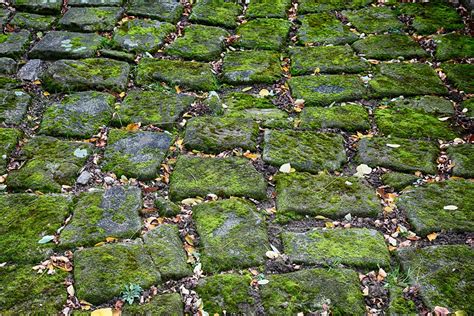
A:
[11,0,62,14]
[297,13,358,45]
[282,228,390,269]
[300,103,370,131]
[370,63,448,98]
[388,286,417,315]
[352,34,428,60]
[143,224,192,280]
[99,49,135,62]
[0,76,21,89]
[10,12,56,30]
[196,274,255,314]
[169,155,267,201]
[0,89,31,125]
[0,57,17,75]
[246,0,291,19]
[298,0,372,13]
[184,116,259,153]
[388,95,454,115]
[60,186,142,248]
[122,293,183,316]
[136,58,218,91]
[236,18,291,50]
[0,128,21,174]
[69,0,123,6]
[357,136,438,174]
[0,194,73,263]
[447,143,474,178]
[381,171,419,191]
[221,50,282,84]
[59,7,123,32]
[397,179,474,235]
[166,24,229,61]
[342,7,404,34]
[189,0,241,28]
[397,245,474,313]
[462,98,474,119]
[0,8,10,29]
[289,74,368,106]
[154,197,181,217]
[0,264,67,314]
[103,129,174,180]
[442,63,474,93]
[193,198,269,273]
[40,91,114,138]
[113,19,175,53]
[74,241,161,305]
[434,33,474,61]
[41,58,130,92]
[275,172,380,222]
[128,0,184,23]
[0,30,31,59]
[263,130,346,173]
[290,45,369,75]
[261,268,365,315]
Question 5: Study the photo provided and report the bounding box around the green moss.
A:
[352,34,428,60]
[300,103,370,131]
[11,0,62,14]
[297,13,358,45]
[0,30,31,59]
[58,6,122,32]
[447,143,474,178]
[442,63,474,93]
[236,18,291,50]
[0,34,8,43]
[10,12,56,30]
[0,89,31,125]
[342,7,404,34]
[434,33,474,61]
[154,197,181,217]
[381,172,419,191]
[298,0,372,13]
[127,0,183,23]
[189,0,241,28]
[388,286,417,315]
[246,0,291,19]
[0,127,21,174]
[388,95,454,115]
[122,293,183,316]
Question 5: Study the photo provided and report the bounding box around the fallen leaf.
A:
[354,164,372,177]
[257,279,269,285]
[386,143,401,148]
[443,205,458,210]
[91,308,113,316]
[125,122,141,132]
[119,92,126,98]
[259,89,270,97]
[242,87,252,92]
[67,285,75,296]
[279,163,291,173]
[105,237,118,243]
[265,250,279,259]
[181,197,203,206]
[325,221,335,228]
[38,235,55,244]
[427,232,438,241]
[438,117,450,121]
[33,80,42,85]
[73,148,88,158]
[43,91,50,97]
[243,152,260,160]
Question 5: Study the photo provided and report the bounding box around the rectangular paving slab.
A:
[189,0,241,28]
[297,13,358,45]
[246,0,291,19]
[352,34,428,60]
[58,6,123,32]
[169,155,267,201]
[10,12,57,31]
[128,0,184,23]
[69,0,123,6]
[387,95,454,115]
[0,128,21,175]
[0,89,31,125]
[11,0,63,14]
[447,143,474,178]
[300,103,370,132]
[193,198,269,273]
[298,0,372,13]
[0,30,31,59]
[236,18,291,50]
[342,7,405,34]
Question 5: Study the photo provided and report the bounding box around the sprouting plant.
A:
[121,284,143,305]
[385,266,411,289]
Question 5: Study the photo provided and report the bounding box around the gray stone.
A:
[0,30,31,59]
[10,12,56,30]
[58,6,123,32]
[0,8,11,29]
[0,58,17,75]
[17,59,43,81]
[99,49,135,62]
[447,143,474,178]
[388,96,454,115]
[69,0,123,6]
[77,170,92,185]
[352,34,428,60]
[297,13,358,45]
[0,89,31,125]
[128,0,184,23]
[11,0,62,14]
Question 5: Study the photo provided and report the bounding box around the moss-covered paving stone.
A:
[0,193,73,263]
[370,63,448,98]
[434,33,474,61]
[113,89,193,129]
[10,12,56,30]
[236,18,291,50]
[11,0,62,14]
[0,8,10,29]
[461,98,474,119]
[263,130,346,173]
[0,30,31,59]
[40,91,114,138]
[169,155,267,201]
[352,34,428,60]
[128,0,183,23]
[397,179,474,235]
[165,24,229,62]
[112,19,175,53]
[298,0,372,14]
[74,241,161,305]
[121,293,183,316]
[6,136,93,192]
[69,0,123,6]
[282,228,390,269]
[357,136,438,174]
[41,58,130,93]
[342,7,404,34]
[290,45,369,76]
[60,186,142,248]
[29,31,104,60]
[0,76,21,89]
[196,274,255,314]
[189,0,241,29]
[300,103,370,132]
[442,63,474,93]
[0,264,67,314]
[297,13,358,46]
[396,2,463,35]
[143,224,192,280]
[221,50,281,84]
[447,144,474,178]
[261,268,365,315]
[58,7,123,32]
[136,58,218,91]
[193,198,269,273]
[184,117,259,153]
[381,171,419,191]
[397,245,474,313]
[0,89,31,125]
[0,57,16,75]
[246,0,291,19]
[0,128,21,175]
[275,172,380,222]
[103,129,174,180]
[289,74,368,106]
[388,95,454,115]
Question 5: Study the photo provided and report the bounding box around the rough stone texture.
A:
[342,7,404,34]
[128,0,184,23]
[122,293,184,316]
[290,45,369,75]
[136,58,218,91]
[0,128,21,175]
[0,89,31,125]
[154,197,181,217]
[236,18,291,50]
[357,136,439,174]
[103,129,174,180]
[189,0,241,29]
[397,245,473,313]
[11,0,62,14]
[447,143,474,178]
[381,171,419,191]
[397,179,474,235]
[434,33,474,61]
[0,194,73,263]
[289,74,368,106]
[0,30,31,59]
[169,155,267,201]
[275,172,380,222]
[442,63,474,93]
[58,6,123,32]
[221,50,282,84]
[352,34,428,60]
[60,186,142,247]
[143,224,192,280]
[184,116,259,153]
[282,228,390,268]
[0,8,10,29]
[193,198,269,273]
[40,91,114,138]
[246,0,291,19]
[10,12,56,30]
[0,57,17,75]
[69,0,123,6]
[17,59,43,81]
[297,13,358,45]
[298,0,372,13]
[74,241,161,305]
[263,130,346,173]
[300,104,370,131]
[99,48,135,62]
[261,268,366,315]
[388,95,454,115]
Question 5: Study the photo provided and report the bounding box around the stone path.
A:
[0,0,473,315]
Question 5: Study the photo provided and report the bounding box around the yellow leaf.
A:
[313,67,320,74]
[259,89,270,97]
[175,85,182,94]
[125,122,141,131]
[325,221,335,228]
[94,242,105,247]
[43,91,50,96]
[185,234,194,245]
[33,80,41,85]
[105,237,118,243]
[119,92,126,98]
[388,245,397,251]
[242,87,252,92]
[91,308,113,316]
[455,311,467,316]
[427,232,438,241]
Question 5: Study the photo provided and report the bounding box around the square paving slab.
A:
[298,0,372,13]
[342,7,404,34]
[386,95,454,115]
[0,89,31,125]
[297,13,358,45]
[236,18,291,50]
[442,63,474,93]
[434,33,474,61]
[352,34,428,60]
[58,6,123,32]
[300,103,370,132]
[246,0,291,19]
[10,12,57,31]
[0,30,31,59]
[128,0,183,23]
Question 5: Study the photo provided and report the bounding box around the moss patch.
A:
[10,12,56,30]
[0,89,31,125]
[11,0,62,14]
[387,95,454,115]
[342,7,404,34]
[0,128,21,174]
[122,293,183,316]
[0,57,17,75]
[298,0,372,13]
[352,34,427,60]
[0,30,31,59]
[434,33,474,61]
[442,63,474,93]
[58,6,123,32]
[128,0,183,23]
[297,13,358,45]
[189,0,241,29]
[246,0,291,19]
[236,18,291,50]
[447,143,474,178]
[300,103,370,131]
[381,171,419,191]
